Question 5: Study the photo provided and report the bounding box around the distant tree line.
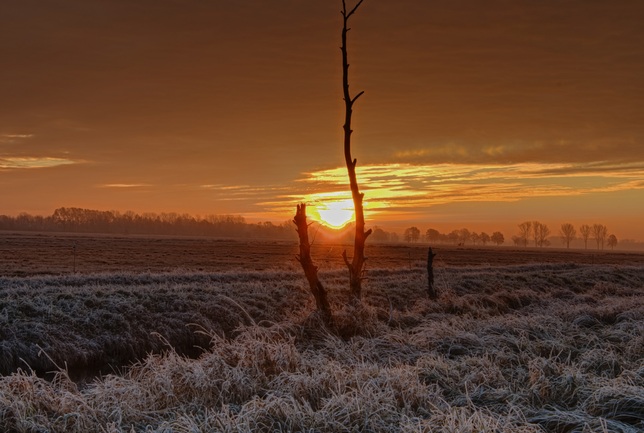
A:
[0,208,633,250]
[514,221,618,250]
[513,221,552,248]
[0,207,297,239]
[401,221,624,251]
[556,222,617,250]
[402,226,505,246]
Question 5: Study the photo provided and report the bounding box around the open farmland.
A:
[0,233,643,432]
[2,231,644,276]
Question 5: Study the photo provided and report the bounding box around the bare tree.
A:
[491,231,505,245]
[480,232,490,245]
[518,221,532,247]
[426,228,440,243]
[458,228,471,245]
[470,232,480,245]
[404,226,420,243]
[592,223,608,250]
[370,226,389,243]
[291,0,369,321]
[532,221,542,247]
[340,0,371,301]
[560,223,576,249]
[535,223,551,247]
[293,204,332,325]
[607,234,618,250]
[579,224,592,249]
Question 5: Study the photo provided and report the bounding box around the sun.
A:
[315,199,355,229]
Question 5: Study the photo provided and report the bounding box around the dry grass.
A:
[1,263,643,432]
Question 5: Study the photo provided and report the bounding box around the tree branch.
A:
[343,0,365,19]
[351,90,364,104]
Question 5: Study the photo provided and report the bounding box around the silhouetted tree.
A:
[560,223,576,249]
[447,229,460,245]
[579,224,592,249]
[491,231,504,245]
[293,204,333,326]
[340,0,371,301]
[607,234,618,250]
[470,232,480,245]
[370,226,389,243]
[593,223,608,250]
[480,232,490,245]
[532,221,541,247]
[535,223,551,247]
[404,226,421,243]
[458,228,471,245]
[517,221,532,247]
[425,228,441,243]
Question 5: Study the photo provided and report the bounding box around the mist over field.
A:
[1,237,643,432]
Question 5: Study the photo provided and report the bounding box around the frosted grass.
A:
[1,263,642,432]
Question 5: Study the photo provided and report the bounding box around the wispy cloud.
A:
[99,183,152,188]
[201,183,290,198]
[393,139,644,166]
[1,134,34,139]
[0,134,34,144]
[0,157,76,169]
[261,162,644,220]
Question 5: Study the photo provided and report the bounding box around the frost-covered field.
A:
[1,261,643,432]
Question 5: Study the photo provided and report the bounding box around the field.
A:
[1,232,643,432]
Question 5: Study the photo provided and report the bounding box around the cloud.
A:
[1,134,34,139]
[0,157,76,169]
[0,134,34,144]
[393,138,644,166]
[99,183,152,188]
[260,162,644,220]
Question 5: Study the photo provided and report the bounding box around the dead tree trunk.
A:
[427,247,437,299]
[341,0,371,301]
[293,203,333,325]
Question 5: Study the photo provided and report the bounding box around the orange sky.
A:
[1,1,643,240]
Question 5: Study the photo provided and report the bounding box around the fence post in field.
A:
[427,247,437,299]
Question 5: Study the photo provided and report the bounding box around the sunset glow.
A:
[1,1,643,241]
[312,198,355,229]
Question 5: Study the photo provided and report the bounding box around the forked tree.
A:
[517,221,532,247]
[579,224,592,249]
[340,0,371,301]
[592,223,608,250]
[293,0,370,321]
[560,223,576,249]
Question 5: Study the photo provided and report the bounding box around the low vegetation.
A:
[1,261,642,432]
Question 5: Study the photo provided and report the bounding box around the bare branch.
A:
[342,249,351,269]
[351,90,365,104]
[344,0,365,19]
